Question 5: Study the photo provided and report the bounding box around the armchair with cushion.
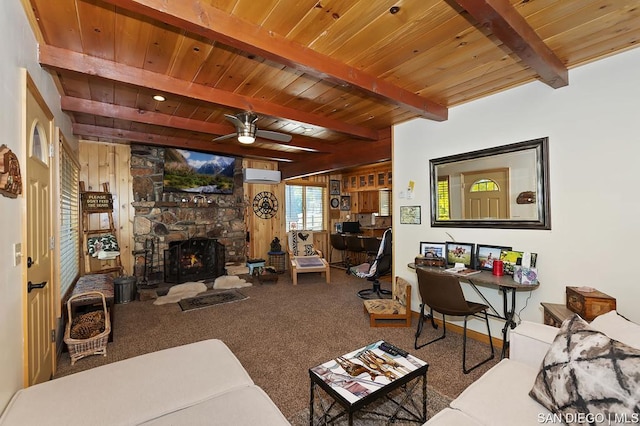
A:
[287,230,329,285]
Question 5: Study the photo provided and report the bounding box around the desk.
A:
[408,264,539,358]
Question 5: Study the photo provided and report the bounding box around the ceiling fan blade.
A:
[256,130,292,143]
[212,133,238,142]
[224,114,246,130]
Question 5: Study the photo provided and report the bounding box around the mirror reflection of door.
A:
[461,168,509,219]
[26,75,55,385]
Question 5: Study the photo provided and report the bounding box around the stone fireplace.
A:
[130,145,246,284]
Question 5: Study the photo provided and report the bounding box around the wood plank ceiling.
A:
[24,0,640,178]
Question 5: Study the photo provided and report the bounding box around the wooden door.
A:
[25,75,55,385]
[461,169,509,219]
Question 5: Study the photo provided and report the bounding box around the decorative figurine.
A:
[270,237,282,252]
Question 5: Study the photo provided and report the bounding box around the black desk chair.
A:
[329,233,347,267]
[414,268,495,374]
[362,236,381,262]
[344,234,365,267]
[349,228,392,299]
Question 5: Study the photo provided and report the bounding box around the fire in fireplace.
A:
[164,238,225,283]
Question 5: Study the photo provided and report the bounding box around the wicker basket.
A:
[64,291,111,365]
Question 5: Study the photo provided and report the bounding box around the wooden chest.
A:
[566,286,616,321]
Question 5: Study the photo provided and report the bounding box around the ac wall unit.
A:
[243,168,281,184]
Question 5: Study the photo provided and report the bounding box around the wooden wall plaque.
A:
[0,144,22,198]
[81,192,114,212]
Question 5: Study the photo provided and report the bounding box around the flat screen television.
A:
[163,148,235,194]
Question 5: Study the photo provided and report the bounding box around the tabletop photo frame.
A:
[419,241,446,258]
[445,241,475,268]
[476,244,512,271]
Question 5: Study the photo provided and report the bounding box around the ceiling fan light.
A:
[238,134,255,144]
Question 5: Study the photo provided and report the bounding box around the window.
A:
[59,143,80,297]
[470,179,499,192]
[285,185,325,231]
[437,176,450,220]
[379,190,390,216]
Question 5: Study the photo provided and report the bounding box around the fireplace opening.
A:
[164,238,225,283]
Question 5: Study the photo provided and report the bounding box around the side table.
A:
[541,302,575,328]
[268,251,286,273]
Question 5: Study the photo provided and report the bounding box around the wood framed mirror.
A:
[430,137,550,230]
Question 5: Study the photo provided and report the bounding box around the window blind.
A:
[59,144,80,297]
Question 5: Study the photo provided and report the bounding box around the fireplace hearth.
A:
[164,238,225,283]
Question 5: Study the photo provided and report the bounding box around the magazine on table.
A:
[444,267,481,276]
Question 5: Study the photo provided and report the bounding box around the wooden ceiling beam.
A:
[280,130,392,179]
[451,0,568,88]
[100,0,448,121]
[72,124,307,163]
[40,45,380,140]
[61,96,328,152]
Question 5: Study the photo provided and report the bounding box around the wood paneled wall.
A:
[78,141,134,275]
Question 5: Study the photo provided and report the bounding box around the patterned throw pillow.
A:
[529,315,640,425]
[87,234,120,257]
[304,244,316,256]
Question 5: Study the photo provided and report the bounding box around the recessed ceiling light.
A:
[153,95,166,102]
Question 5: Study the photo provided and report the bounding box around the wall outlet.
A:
[13,243,22,267]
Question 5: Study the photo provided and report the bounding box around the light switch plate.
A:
[13,243,22,266]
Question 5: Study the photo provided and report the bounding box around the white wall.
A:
[0,1,76,411]
[393,47,640,338]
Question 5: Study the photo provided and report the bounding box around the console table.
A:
[408,263,540,358]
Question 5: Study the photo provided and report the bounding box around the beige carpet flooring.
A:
[55,269,500,423]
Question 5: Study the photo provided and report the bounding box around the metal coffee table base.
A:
[309,369,427,425]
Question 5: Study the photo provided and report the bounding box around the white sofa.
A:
[0,339,289,425]
[424,311,640,425]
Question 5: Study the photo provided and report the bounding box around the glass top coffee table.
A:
[309,340,429,425]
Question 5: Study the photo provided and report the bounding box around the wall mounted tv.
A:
[163,148,235,194]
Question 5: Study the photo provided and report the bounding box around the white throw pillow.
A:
[590,310,640,350]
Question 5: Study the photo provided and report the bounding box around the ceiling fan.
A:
[212,111,292,144]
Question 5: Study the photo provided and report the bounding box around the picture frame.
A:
[330,179,341,195]
[400,206,421,224]
[476,244,512,271]
[335,222,343,233]
[499,250,524,275]
[419,242,446,258]
[330,197,340,209]
[340,195,351,211]
[445,241,475,268]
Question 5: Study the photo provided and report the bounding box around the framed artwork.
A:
[330,197,340,209]
[340,195,351,211]
[330,179,340,195]
[419,242,445,258]
[445,241,475,268]
[476,244,512,271]
[499,250,524,275]
[400,206,421,224]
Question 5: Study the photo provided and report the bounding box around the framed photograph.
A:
[499,250,524,275]
[419,242,445,258]
[330,197,340,209]
[476,244,512,271]
[400,206,421,224]
[335,222,343,233]
[340,195,351,211]
[445,241,475,268]
[330,179,341,195]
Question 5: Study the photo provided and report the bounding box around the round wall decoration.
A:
[252,191,278,219]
